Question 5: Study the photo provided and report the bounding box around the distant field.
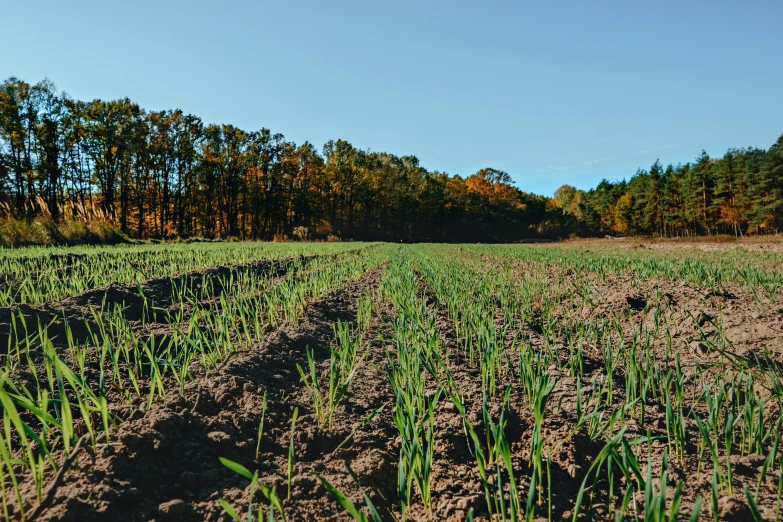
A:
[0,242,367,306]
[0,242,781,521]
[563,235,783,252]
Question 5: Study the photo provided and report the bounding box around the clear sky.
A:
[2,0,782,196]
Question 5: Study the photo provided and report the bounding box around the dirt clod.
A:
[158,499,190,519]
[717,496,754,521]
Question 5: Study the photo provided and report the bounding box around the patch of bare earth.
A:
[513,260,783,520]
[24,266,404,522]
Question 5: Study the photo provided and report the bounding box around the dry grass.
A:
[0,198,126,247]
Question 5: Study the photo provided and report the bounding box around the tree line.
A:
[0,77,550,242]
[1,77,782,242]
[550,142,783,237]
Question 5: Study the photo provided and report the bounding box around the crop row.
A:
[0,242,373,306]
[0,245,386,520]
[218,244,783,521]
[1,242,781,520]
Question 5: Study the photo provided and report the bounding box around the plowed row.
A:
[1,243,782,521]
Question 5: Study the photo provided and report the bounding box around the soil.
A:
[0,255,316,349]
[19,266,399,522]
[5,244,783,521]
[470,248,783,520]
[561,237,783,253]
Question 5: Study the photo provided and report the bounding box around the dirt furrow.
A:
[25,265,399,522]
[0,254,325,350]
[412,268,604,521]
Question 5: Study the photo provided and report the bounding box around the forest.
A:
[1,76,782,244]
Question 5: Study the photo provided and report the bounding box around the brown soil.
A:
[7,246,783,521]
[0,255,314,349]
[470,252,783,520]
[561,236,783,253]
[22,266,397,522]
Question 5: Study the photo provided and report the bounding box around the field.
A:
[0,241,782,521]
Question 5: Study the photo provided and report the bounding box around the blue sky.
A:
[2,0,782,196]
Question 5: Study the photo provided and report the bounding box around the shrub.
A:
[316,219,333,237]
[0,216,127,247]
[0,219,51,247]
[293,226,311,241]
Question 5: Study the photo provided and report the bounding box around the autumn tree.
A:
[2,75,782,243]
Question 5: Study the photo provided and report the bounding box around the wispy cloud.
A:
[540,158,604,173]
[634,144,675,155]
[535,143,678,177]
